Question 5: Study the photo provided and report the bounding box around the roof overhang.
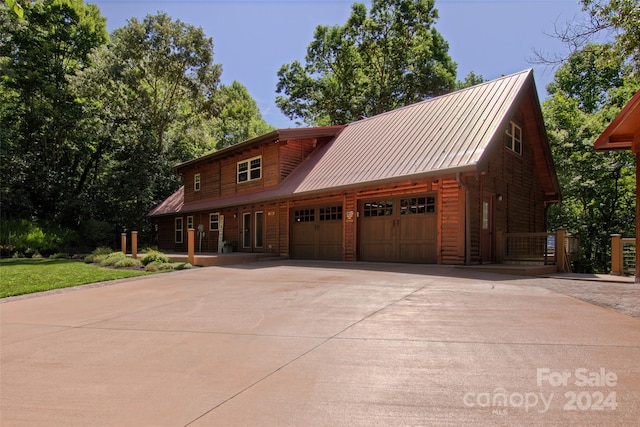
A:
[594,89,640,152]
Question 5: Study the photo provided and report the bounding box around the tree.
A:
[210,81,276,150]
[275,0,456,125]
[543,44,639,272]
[73,12,222,237]
[0,0,108,223]
[455,71,484,90]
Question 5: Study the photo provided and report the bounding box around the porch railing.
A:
[611,235,636,275]
[497,229,580,272]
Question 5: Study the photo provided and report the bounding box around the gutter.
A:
[456,171,471,265]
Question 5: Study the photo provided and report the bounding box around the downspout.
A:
[456,172,471,265]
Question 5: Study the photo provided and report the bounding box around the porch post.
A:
[187,228,195,265]
[131,231,138,259]
[611,234,622,275]
[121,233,127,254]
[555,228,565,273]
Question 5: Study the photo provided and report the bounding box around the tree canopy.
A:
[275,0,457,126]
[1,4,273,249]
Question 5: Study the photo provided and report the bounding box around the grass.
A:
[0,258,153,298]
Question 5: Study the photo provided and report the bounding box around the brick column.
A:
[187,229,195,265]
[131,231,138,259]
[121,233,127,254]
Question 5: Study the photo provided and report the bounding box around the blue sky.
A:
[91,0,590,128]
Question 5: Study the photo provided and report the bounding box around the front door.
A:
[242,212,251,250]
[481,194,495,263]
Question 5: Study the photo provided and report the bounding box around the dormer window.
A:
[194,173,201,191]
[238,156,261,183]
[505,122,522,155]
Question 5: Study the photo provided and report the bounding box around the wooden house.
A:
[148,69,561,265]
[594,88,640,281]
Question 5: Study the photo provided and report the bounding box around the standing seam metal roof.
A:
[150,69,536,216]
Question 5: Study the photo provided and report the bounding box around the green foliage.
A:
[79,220,115,249]
[83,246,113,263]
[113,257,142,268]
[99,251,127,267]
[276,0,456,125]
[140,250,170,266]
[0,219,79,256]
[544,43,640,272]
[0,0,109,224]
[455,71,484,90]
[50,253,69,259]
[210,81,276,149]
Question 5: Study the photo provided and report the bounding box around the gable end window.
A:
[194,174,201,191]
[238,156,262,183]
[505,122,522,155]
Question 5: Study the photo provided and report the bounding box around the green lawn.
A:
[0,258,152,298]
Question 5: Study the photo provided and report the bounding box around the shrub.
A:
[144,261,161,272]
[175,262,192,270]
[84,247,113,264]
[114,257,142,268]
[31,252,43,259]
[100,252,127,267]
[50,252,69,259]
[141,250,169,266]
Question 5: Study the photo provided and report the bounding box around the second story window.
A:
[237,156,261,183]
[505,121,522,155]
[194,174,201,191]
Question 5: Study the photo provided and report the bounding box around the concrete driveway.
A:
[1,261,639,426]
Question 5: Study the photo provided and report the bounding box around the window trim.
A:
[194,174,201,192]
[209,212,219,231]
[505,121,523,155]
[237,156,262,183]
[187,216,193,231]
[175,217,183,243]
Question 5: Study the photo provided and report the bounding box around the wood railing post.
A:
[495,230,503,263]
[131,231,138,259]
[555,228,566,273]
[121,233,127,254]
[187,228,195,265]
[611,234,622,275]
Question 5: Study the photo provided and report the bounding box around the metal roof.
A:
[286,69,532,193]
[151,69,542,216]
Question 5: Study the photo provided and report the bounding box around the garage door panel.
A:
[291,206,343,260]
[359,195,437,263]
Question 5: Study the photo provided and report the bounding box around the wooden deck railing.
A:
[611,235,636,275]
[497,229,579,272]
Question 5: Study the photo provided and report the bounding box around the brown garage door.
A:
[290,206,343,260]
[359,195,437,263]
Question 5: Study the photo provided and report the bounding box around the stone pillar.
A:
[121,233,127,254]
[131,231,138,259]
[188,228,195,265]
[611,234,622,275]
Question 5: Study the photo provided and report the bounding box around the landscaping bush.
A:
[100,252,128,267]
[114,257,142,268]
[84,247,113,263]
[144,262,161,272]
[141,250,170,266]
[50,253,69,259]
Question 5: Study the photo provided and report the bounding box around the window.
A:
[187,216,193,230]
[209,213,219,231]
[175,217,183,243]
[320,206,342,221]
[294,209,315,222]
[194,174,201,191]
[505,121,522,155]
[237,156,261,183]
[400,197,436,215]
[363,201,393,217]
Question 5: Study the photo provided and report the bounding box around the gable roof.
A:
[594,89,640,152]
[150,69,559,216]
